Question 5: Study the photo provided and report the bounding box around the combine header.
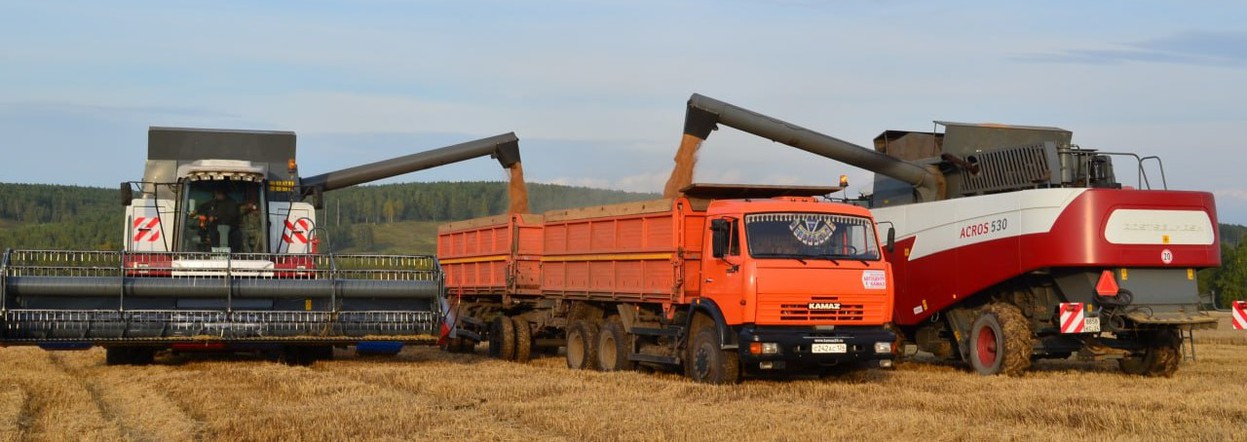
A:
[680,93,1219,376]
[1,127,524,364]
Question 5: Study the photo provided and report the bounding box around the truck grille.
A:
[757,295,885,325]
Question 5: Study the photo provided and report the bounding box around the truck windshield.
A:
[180,180,267,253]
[745,213,880,261]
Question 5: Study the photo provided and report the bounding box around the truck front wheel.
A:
[967,303,1032,376]
[688,327,740,384]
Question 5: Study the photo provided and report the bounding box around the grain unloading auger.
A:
[1,128,524,364]
[681,93,1219,376]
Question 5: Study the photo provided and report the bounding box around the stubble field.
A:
[1,313,1244,442]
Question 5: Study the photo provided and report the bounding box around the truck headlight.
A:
[749,342,780,355]
[874,342,893,354]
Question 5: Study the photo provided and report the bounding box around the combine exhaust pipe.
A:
[684,94,942,202]
[300,132,522,195]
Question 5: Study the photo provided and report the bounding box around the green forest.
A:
[2,182,1245,305]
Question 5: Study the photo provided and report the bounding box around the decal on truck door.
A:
[862,270,887,290]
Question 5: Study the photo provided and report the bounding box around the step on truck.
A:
[678,93,1219,377]
[438,184,897,383]
[1,127,524,365]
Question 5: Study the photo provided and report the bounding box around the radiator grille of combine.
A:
[958,143,1053,195]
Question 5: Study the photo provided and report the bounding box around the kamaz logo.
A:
[808,302,842,310]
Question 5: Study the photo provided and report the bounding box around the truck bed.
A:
[438,198,710,305]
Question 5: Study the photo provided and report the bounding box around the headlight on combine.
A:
[874,341,893,354]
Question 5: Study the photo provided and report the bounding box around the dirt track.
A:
[1,315,1244,441]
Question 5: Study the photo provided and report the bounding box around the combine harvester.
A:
[679,93,1220,377]
[0,127,523,365]
[439,185,898,383]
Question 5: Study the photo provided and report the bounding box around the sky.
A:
[2,0,1246,224]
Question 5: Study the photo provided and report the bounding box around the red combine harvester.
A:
[680,94,1219,376]
[1,127,523,364]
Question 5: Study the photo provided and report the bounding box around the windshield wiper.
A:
[814,254,843,265]
[756,253,808,264]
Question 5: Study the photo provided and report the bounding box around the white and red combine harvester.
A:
[1,127,523,365]
[681,94,1219,377]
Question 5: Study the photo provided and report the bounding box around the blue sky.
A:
[3,1,1246,224]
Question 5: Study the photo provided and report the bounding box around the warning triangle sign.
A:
[1095,270,1119,296]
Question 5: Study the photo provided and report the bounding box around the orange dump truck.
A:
[437,184,897,383]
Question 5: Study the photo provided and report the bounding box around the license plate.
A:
[812,343,847,354]
[1084,317,1101,333]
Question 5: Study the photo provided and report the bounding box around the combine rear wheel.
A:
[565,321,600,370]
[512,317,533,363]
[489,316,516,361]
[597,316,634,372]
[1120,329,1181,377]
[967,303,1033,376]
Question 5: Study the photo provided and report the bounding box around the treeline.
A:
[0,184,124,251]
[320,182,655,225]
[0,182,655,252]
[315,182,655,250]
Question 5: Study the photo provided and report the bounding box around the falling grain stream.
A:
[663,134,704,198]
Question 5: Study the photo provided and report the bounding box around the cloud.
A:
[1215,189,1247,202]
[1022,30,1247,67]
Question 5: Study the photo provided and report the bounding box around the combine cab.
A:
[2,127,525,364]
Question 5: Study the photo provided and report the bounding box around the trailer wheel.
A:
[1120,329,1181,377]
[489,316,517,361]
[597,316,634,372]
[565,321,600,370]
[688,327,741,384]
[968,303,1032,376]
[512,317,533,363]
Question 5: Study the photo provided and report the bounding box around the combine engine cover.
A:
[873,187,1219,328]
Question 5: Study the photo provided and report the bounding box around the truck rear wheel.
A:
[968,303,1032,376]
[489,316,516,361]
[565,321,600,370]
[512,317,533,363]
[688,327,741,384]
[597,316,634,372]
[1120,329,1181,377]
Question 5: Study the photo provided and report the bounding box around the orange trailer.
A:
[438,184,897,383]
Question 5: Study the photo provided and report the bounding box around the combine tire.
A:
[106,347,155,366]
[597,316,634,372]
[565,321,600,370]
[1120,329,1182,377]
[968,303,1033,376]
[688,326,741,384]
[281,346,331,366]
[489,316,516,361]
[512,317,533,363]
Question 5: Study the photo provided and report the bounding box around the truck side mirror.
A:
[886,226,896,253]
[120,182,133,206]
[710,219,729,258]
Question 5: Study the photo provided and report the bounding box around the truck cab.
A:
[699,195,896,373]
